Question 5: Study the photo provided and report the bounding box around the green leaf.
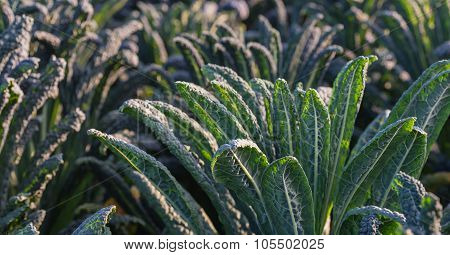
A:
[392,171,426,234]
[261,156,315,234]
[272,78,300,158]
[383,60,450,155]
[87,129,215,234]
[120,99,248,234]
[220,37,253,80]
[210,80,263,147]
[284,14,323,85]
[201,64,262,120]
[21,154,63,194]
[0,206,27,233]
[148,101,218,162]
[344,205,407,225]
[124,169,192,234]
[214,23,238,39]
[72,206,116,235]
[247,42,276,80]
[0,80,23,153]
[342,205,406,235]
[299,89,330,232]
[393,172,443,234]
[248,78,276,158]
[441,204,450,234]
[419,193,442,235]
[248,78,273,134]
[358,214,381,235]
[371,127,427,206]
[332,117,415,233]
[258,15,282,73]
[11,223,39,235]
[340,205,406,235]
[211,139,272,233]
[173,36,205,85]
[326,55,377,213]
[178,33,211,63]
[93,0,127,29]
[293,85,306,116]
[350,110,391,161]
[176,81,249,144]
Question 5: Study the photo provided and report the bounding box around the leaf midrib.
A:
[281,92,294,155]
[331,65,357,179]
[396,70,449,130]
[282,171,298,235]
[379,132,417,207]
[312,100,319,201]
[99,137,192,225]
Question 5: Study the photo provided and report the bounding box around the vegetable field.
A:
[0,0,449,235]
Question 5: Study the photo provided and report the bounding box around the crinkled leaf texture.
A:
[261,156,315,234]
[272,78,299,158]
[341,205,406,235]
[326,55,377,219]
[72,206,116,235]
[176,81,249,144]
[211,139,271,233]
[333,117,416,233]
[384,60,450,163]
[442,205,450,235]
[11,223,39,235]
[87,129,215,234]
[119,99,247,234]
[299,88,330,232]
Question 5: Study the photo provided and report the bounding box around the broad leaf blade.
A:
[220,37,253,80]
[393,171,426,234]
[349,110,390,161]
[344,205,407,225]
[371,127,427,206]
[87,129,215,234]
[11,223,39,235]
[341,205,406,235]
[210,80,263,147]
[124,169,192,234]
[419,193,443,235]
[0,80,23,153]
[262,156,315,234]
[383,59,450,155]
[272,78,300,158]
[299,89,331,233]
[332,117,415,233]
[248,78,276,158]
[148,101,218,162]
[173,36,205,85]
[72,206,116,235]
[258,15,282,73]
[326,55,377,212]
[120,99,248,234]
[176,81,250,145]
[247,42,277,80]
[201,64,262,120]
[441,204,450,235]
[211,139,272,233]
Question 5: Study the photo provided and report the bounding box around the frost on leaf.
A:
[72,206,116,235]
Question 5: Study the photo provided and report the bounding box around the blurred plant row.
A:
[0,0,448,234]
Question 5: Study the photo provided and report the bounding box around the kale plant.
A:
[0,0,142,234]
[0,12,86,234]
[89,57,449,234]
